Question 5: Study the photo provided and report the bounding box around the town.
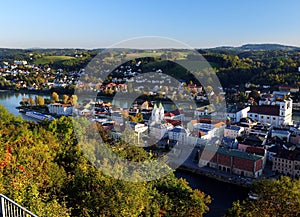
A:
[6,55,300,186]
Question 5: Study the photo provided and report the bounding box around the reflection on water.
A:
[0,91,51,121]
[175,170,248,217]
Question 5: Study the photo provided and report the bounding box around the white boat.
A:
[25,111,54,121]
[248,192,259,200]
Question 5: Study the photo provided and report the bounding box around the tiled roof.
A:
[246,146,265,156]
[202,146,263,161]
[249,105,280,116]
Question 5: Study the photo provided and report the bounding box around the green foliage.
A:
[225,177,300,217]
[0,105,210,217]
[34,56,75,65]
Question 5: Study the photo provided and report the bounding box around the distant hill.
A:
[212,43,300,51]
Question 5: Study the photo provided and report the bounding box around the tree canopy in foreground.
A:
[0,105,210,216]
[225,176,300,217]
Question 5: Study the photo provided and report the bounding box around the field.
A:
[34,55,75,65]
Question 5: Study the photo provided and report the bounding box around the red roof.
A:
[249,105,280,116]
[165,119,181,126]
[246,146,265,156]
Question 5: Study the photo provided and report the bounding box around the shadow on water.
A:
[175,170,249,217]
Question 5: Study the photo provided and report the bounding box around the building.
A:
[198,146,264,178]
[151,103,164,123]
[149,122,174,140]
[224,125,244,139]
[238,134,267,151]
[220,137,238,149]
[168,126,189,144]
[272,148,300,178]
[248,91,293,127]
[248,102,292,127]
[271,128,291,141]
[48,103,73,116]
[290,132,300,145]
[279,85,299,93]
[227,105,250,123]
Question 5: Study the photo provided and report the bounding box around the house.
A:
[227,105,250,123]
[279,85,299,93]
[149,122,174,140]
[188,130,207,147]
[48,103,73,116]
[198,146,264,178]
[224,125,244,139]
[168,126,189,144]
[290,133,300,145]
[220,137,238,149]
[272,148,300,178]
[271,128,291,141]
[238,134,267,151]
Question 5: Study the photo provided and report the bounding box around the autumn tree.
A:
[29,97,35,106]
[62,94,69,104]
[52,92,59,103]
[225,177,300,217]
[69,95,78,105]
[35,96,45,106]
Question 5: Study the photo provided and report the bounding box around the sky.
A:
[1,0,300,49]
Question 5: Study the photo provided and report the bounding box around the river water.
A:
[1,90,298,216]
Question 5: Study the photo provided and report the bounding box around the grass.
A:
[34,55,75,65]
[125,52,163,58]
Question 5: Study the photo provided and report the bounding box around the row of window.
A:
[274,158,293,164]
[248,114,278,120]
[273,162,293,168]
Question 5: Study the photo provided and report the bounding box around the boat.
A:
[25,111,55,121]
[248,192,259,200]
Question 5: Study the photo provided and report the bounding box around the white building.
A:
[168,126,189,144]
[249,91,293,127]
[151,103,164,122]
[48,103,73,116]
[248,98,293,127]
[224,125,244,139]
[149,122,174,140]
[226,105,250,123]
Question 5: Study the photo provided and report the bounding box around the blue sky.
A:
[1,0,300,48]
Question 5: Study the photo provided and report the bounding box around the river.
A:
[0,90,298,216]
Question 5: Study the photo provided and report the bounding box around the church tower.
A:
[151,103,165,123]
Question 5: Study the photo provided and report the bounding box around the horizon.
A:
[0,42,299,50]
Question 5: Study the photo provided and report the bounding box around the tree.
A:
[225,177,300,217]
[69,95,78,105]
[52,92,59,103]
[62,95,69,104]
[29,97,35,106]
[36,96,45,106]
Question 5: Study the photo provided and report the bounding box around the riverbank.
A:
[178,165,251,188]
[175,169,249,217]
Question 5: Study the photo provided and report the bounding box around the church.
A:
[149,103,174,140]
